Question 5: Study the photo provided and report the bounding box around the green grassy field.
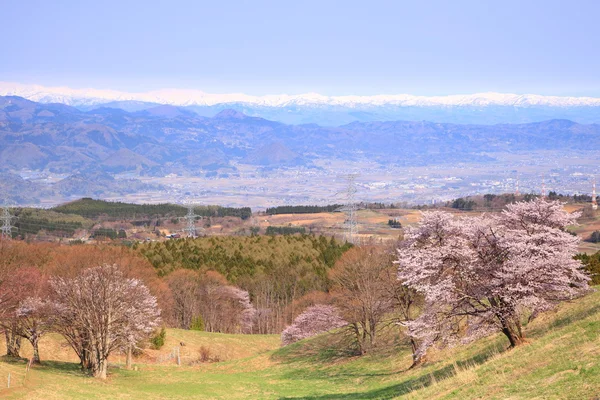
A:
[1,288,599,399]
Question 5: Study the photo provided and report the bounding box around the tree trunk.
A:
[81,347,93,372]
[369,318,377,348]
[501,317,524,347]
[5,328,22,358]
[361,326,368,354]
[350,323,365,355]
[94,357,108,379]
[30,337,41,364]
[409,338,425,368]
[125,346,132,370]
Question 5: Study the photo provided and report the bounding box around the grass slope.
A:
[1,288,599,399]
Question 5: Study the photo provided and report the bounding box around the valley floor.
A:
[1,288,599,399]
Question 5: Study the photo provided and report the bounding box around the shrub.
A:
[199,346,211,362]
[575,252,600,285]
[150,327,167,350]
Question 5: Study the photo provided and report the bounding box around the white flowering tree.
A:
[0,266,47,359]
[51,264,161,379]
[217,285,257,334]
[15,297,56,364]
[397,198,590,362]
[281,304,346,346]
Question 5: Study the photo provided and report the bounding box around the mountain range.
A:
[2,94,600,204]
[3,82,600,125]
[3,94,600,172]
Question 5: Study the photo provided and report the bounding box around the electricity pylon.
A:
[337,174,360,245]
[0,202,17,239]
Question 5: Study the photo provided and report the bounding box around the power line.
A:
[592,175,598,210]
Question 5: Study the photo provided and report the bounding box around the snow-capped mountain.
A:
[4,81,600,108]
[3,82,600,125]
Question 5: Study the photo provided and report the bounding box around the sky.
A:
[2,0,600,96]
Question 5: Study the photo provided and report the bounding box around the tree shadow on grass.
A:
[35,360,88,377]
[273,328,409,366]
[272,332,360,365]
[0,355,29,365]
[278,343,507,399]
[279,364,455,400]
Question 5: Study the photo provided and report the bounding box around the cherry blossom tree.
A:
[15,297,55,364]
[281,304,346,346]
[0,266,46,358]
[397,198,590,361]
[51,264,161,379]
[218,285,257,334]
[196,271,257,334]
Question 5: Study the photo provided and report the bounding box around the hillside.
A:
[1,287,598,399]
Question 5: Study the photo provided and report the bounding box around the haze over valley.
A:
[2,93,600,207]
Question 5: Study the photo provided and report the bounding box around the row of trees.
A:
[265,204,342,215]
[265,226,306,235]
[446,192,600,212]
[281,198,591,368]
[167,270,255,333]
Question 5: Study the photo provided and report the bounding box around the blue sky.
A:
[2,0,600,96]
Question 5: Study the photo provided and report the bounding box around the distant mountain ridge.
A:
[2,94,600,204]
[2,94,600,174]
[3,82,600,125]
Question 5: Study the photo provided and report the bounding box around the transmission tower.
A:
[541,174,546,198]
[515,173,520,196]
[337,174,360,245]
[179,202,203,238]
[592,176,598,210]
[0,203,17,239]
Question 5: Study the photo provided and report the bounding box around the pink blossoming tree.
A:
[397,198,590,362]
[281,304,346,346]
[15,296,56,364]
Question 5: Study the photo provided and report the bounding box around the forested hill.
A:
[136,234,352,333]
[52,198,252,220]
[135,234,351,280]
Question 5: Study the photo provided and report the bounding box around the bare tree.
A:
[329,246,397,355]
[167,269,201,329]
[51,264,161,379]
